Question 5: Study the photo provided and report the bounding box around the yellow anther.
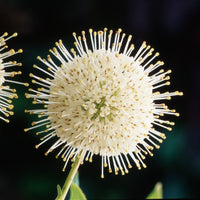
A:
[137,166,141,170]
[10,49,15,54]
[13,94,18,98]
[128,164,132,168]
[130,44,134,49]
[12,32,18,37]
[8,105,14,109]
[118,28,122,32]
[167,70,172,74]
[143,164,147,168]
[18,49,23,53]
[7,100,12,104]
[142,41,146,48]
[3,32,8,36]
[150,47,154,52]
[9,95,14,99]
[128,35,132,40]
[158,139,163,143]
[160,134,166,139]
[155,145,160,149]
[25,93,30,98]
[5,113,9,117]
[149,152,153,157]
[32,122,36,126]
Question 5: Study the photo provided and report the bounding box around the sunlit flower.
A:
[25,28,182,178]
[0,32,26,123]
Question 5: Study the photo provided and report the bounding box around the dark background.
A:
[0,0,199,199]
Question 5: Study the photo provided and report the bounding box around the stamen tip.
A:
[13,32,18,37]
[18,49,23,53]
[3,32,8,37]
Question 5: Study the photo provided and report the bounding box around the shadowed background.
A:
[0,0,199,199]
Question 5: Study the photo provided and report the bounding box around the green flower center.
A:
[81,81,120,122]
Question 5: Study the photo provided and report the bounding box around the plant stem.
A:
[56,151,84,200]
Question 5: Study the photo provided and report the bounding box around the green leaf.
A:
[55,184,62,200]
[146,182,163,199]
[73,172,80,186]
[70,183,87,200]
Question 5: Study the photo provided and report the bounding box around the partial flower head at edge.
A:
[0,32,28,123]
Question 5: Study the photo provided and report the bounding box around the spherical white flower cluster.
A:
[0,32,26,123]
[25,28,182,178]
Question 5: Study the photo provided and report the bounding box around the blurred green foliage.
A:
[146,182,163,199]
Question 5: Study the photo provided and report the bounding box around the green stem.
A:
[56,151,83,200]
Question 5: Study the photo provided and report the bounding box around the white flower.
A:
[0,32,27,123]
[25,28,182,178]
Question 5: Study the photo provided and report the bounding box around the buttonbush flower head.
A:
[0,32,26,123]
[25,28,182,178]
